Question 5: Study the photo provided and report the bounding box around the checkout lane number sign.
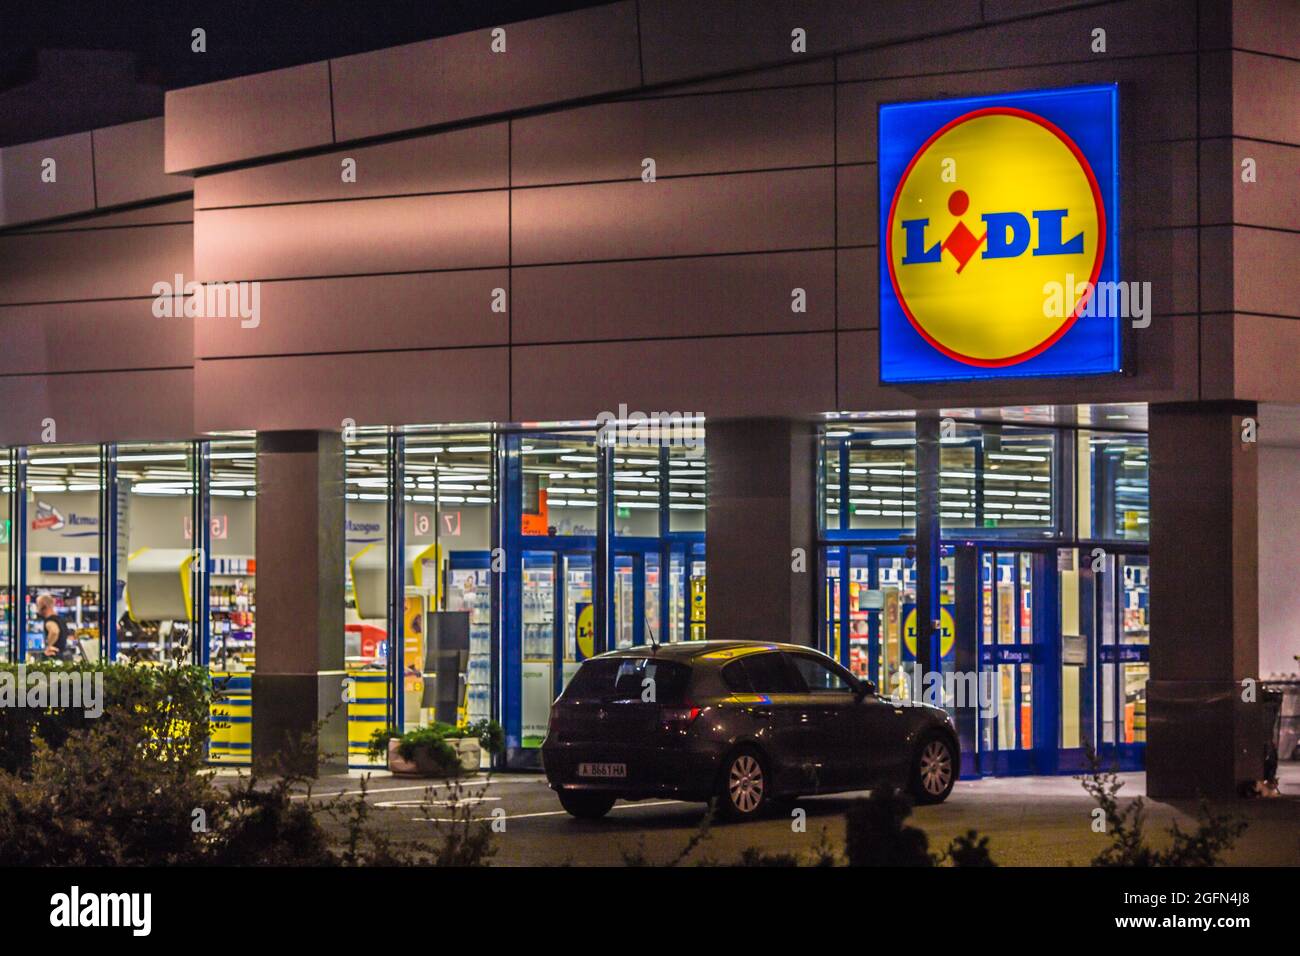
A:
[878,84,1120,383]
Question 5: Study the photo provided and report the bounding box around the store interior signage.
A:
[878,84,1120,382]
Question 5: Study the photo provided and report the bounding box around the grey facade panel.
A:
[512,250,834,343]
[194,123,509,210]
[194,270,510,358]
[330,2,642,142]
[0,368,194,446]
[164,61,334,173]
[637,0,983,86]
[0,222,192,306]
[93,118,192,209]
[193,191,508,282]
[836,314,1200,412]
[511,167,835,265]
[0,132,96,228]
[509,332,837,421]
[839,0,1197,81]
[1230,51,1300,144]
[193,347,510,433]
[512,85,834,187]
[836,55,1200,164]
[0,298,192,375]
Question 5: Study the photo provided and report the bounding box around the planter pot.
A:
[449,737,482,772]
[386,737,481,776]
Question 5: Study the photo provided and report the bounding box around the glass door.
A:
[1096,552,1148,768]
[613,552,637,649]
[519,550,557,750]
[975,548,1054,775]
[823,546,946,699]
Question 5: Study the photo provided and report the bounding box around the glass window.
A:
[345,428,390,764]
[1080,431,1148,540]
[667,430,706,533]
[820,423,918,533]
[564,657,690,705]
[788,653,853,693]
[115,441,197,663]
[207,436,256,673]
[24,443,104,663]
[941,425,1055,531]
[404,429,497,730]
[519,433,598,536]
[739,652,801,694]
[613,442,661,537]
[0,450,14,663]
[207,435,256,766]
[721,659,752,693]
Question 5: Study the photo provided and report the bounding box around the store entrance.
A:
[970,547,1057,776]
[1098,553,1149,763]
[519,545,593,749]
[1056,547,1150,771]
[822,546,956,700]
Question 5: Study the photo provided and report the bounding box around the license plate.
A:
[577,762,627,779]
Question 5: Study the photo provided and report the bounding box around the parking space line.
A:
[410,799,685,822]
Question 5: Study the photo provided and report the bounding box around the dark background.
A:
[0,0,609,145]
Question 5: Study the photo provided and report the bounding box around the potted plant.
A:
[368,719,504,777]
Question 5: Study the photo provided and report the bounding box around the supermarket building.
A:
[0,0,1297,797]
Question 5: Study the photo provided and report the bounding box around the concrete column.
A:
[251,430,346,776]
[705,418,817,646]
[1147,402,1262,798]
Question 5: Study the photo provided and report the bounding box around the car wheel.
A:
[717,748,771,819]
[910,734,956,805]
[557,789,617,820]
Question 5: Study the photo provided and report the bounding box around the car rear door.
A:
[724,651,821,794]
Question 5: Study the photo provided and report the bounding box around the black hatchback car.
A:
[542,641,959,819]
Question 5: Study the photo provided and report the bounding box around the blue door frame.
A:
[970,546,1061,777]
[500,431,704,766]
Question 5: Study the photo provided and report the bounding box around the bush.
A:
[0,672,497,866]
[845,789,934,866]
[367,718,505,765]
[0,662,214,777]
[1080,756,1247,867]
[845,788,997,867]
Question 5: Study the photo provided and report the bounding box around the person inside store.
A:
[36,593,76,661]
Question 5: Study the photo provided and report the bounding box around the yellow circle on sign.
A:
[903,606,957,659]
[576,604,595,660]
[887,110,1104,366]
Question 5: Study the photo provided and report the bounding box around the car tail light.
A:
[660,703,702,734]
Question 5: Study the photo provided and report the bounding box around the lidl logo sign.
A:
[879,85,1120,382]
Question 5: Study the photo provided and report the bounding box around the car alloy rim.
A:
[729,755,764,813]
[919,740,953,795]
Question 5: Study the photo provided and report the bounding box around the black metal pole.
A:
[915,414,941,686]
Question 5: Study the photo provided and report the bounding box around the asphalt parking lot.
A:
[244,763,1300,866]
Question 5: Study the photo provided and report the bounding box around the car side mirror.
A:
[855,678,876,699]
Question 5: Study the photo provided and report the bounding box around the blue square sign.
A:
[878,84,1121,383]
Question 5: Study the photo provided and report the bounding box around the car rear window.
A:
[564,657,691,705]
